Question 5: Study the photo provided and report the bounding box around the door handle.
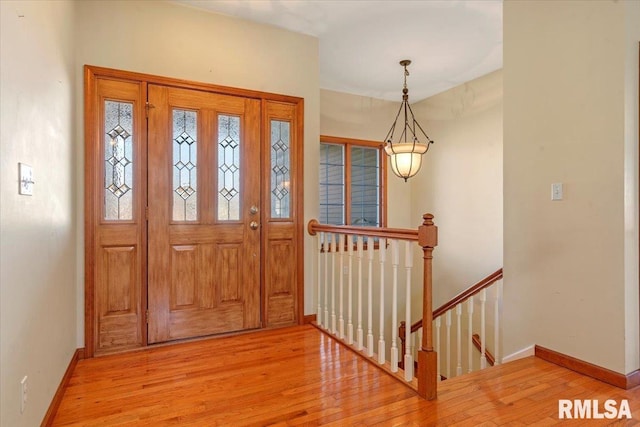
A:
[250,221,259,230]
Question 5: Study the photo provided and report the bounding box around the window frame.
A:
[319,135,387,228]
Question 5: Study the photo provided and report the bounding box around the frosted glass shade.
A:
[385,142,428,181]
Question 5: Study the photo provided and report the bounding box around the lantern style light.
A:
[384,60,434,181]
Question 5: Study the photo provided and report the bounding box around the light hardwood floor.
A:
[52,325,640,426]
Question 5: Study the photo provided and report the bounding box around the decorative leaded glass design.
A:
[319,143,345,225]
[217,115,241,221]
[104,101,134,220]
[172,110,198,221]
[270,120,291,219]
[350,146,380,227]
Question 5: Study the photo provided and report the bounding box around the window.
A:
[319,135,386,227]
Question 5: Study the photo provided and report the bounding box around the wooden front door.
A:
[85,66,303,357]
[146,85,261,343]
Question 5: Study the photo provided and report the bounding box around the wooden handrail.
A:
[307,219,419,242]
[472,334,495,367]
[406,268,503,335]
[434,269,503,319]
[399,268,503,372]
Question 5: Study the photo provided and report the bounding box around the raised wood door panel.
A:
[86,76,146,356]
[263,101,303,327]
[147,85,261,343]
[96,229,141,351]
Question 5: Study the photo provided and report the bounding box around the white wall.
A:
[504,0,639,374]
[411,70,503,308]
[0,1,77,425]
[74,0,320,325]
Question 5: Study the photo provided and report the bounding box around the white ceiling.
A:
[174,0,503,102]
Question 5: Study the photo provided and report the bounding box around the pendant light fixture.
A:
[384,60,434,181]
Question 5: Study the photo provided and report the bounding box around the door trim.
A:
[84,65,305,357]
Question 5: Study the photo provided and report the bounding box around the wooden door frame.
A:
[84,65,305,357]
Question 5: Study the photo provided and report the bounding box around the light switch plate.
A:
[551,183,563,201]
[19,163,34,196]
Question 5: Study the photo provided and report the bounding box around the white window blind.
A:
[319,143,345,225]
[319,142,381,227]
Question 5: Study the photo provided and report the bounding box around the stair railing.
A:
[399,268,503,381]
[307,213,438,400]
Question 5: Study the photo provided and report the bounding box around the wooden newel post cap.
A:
[419,213,438,248]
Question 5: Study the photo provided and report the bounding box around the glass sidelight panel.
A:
[217,115,241,221]
[172,110,198,222]
[104,100,134,221]
[270,120,291,219]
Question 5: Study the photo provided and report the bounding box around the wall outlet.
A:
[20,376,27,414]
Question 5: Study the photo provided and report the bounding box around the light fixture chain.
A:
[404,65,409,90]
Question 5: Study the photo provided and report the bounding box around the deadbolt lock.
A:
[250,205,259,215]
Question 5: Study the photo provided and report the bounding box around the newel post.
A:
[417,213,438,400]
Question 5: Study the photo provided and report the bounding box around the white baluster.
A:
[456,304,462,377]
[377,238,386,364]
[417,328,423,365]
[317,232,323,328]
[480,288,487,369]
[494,280,503,365]
[338,234,345,339]
[467,296,474,373]
[404,241,413,381]
[347,236,354,345]
[356,235,364,350]
[324,233,330,330]
[445,310,452,379]
[366,236,375,357]
[435,317,441,382]
[390,239,399,372]
[331,234,337,335]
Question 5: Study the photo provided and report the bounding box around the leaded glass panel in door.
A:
[172,109,198,222]
[104,100,134,221]
[217,115,241,221]
[270,120,291,219]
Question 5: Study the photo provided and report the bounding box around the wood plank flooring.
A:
[52,325,640,426]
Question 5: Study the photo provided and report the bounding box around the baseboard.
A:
[41,348,84,426]
[626,369,640,389]
[303,314,317,324]
[501,344,535,364]
[534,345,639,390]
